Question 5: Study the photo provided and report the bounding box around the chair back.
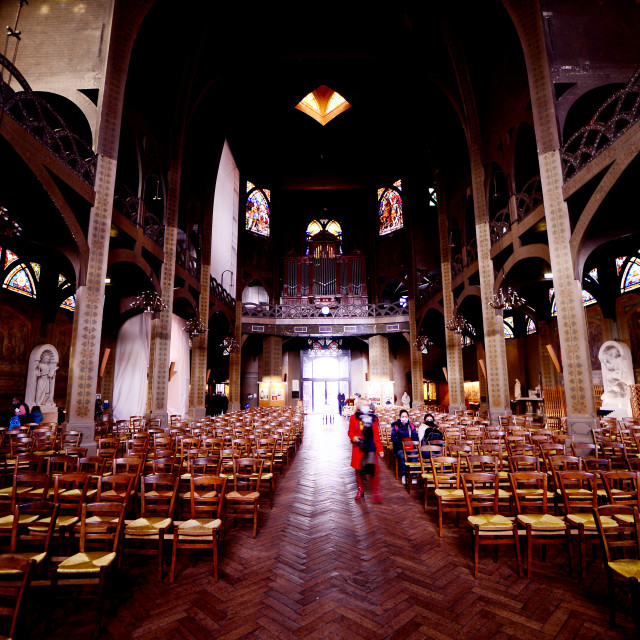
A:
[462,472,500,515]
[189,475,227,520]
[140,474,179,518]
[78,502,127,554]
[233,458,263,493]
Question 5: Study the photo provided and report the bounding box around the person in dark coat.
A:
[390,409,419,484]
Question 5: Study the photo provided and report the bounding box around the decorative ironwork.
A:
[0,205,21,238]
[514,175,543,220]
[184,313,207,337]
[490,207,512,244]
[416,274,442,308]
[0,53,97,185]
[307,338,343,356]
[130,290,167,313]
[562,67,640,181]
[463,238,478,269]
[450,253,464,278]
[241,302,409,319]
[210,276,235,310]
[488,286,525,311]
[414,335,432,354]
[221,336,239,356]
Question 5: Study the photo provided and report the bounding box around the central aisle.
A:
[50,413,631,639]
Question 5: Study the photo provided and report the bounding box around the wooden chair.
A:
[401,440,422,493]
[462,472,522,579]
[557,470,616,577]
[226,458,263,537]
[430,456,464,536]
[53,502,127,638]
[510,471,570,577]
[124,474,179,580]
[170,474,227,583]
[593,504,640,635]
[0,554,36,639]
[601,470,640,508]
[10,501,59,577]
[96,474,135,507]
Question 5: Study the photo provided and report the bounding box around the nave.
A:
[44,414,632,640]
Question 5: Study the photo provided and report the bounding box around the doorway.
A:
[301,351,350,413]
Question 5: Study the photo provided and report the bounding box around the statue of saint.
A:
[35,349,58,406]
[514,379,522,400]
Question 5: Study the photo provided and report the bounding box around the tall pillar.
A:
[260,336,283,382]
[228,300,242,411]
[537,320,556,389]
[368,335,390,383]
[189,265,210,420]
[407,300,423,409]
[435,178,465,413]
[470,159,512,423]
[504,1,597,439]
[476,341,489,413]
[65,155,116,449]
[148,165,180,427]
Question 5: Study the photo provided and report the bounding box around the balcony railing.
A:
[242,302,408,319]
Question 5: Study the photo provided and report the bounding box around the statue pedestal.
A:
[41,410,58,425]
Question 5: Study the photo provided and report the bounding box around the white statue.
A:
[599,341,634,419]
[25,344,60,411]
[514,379,522,400]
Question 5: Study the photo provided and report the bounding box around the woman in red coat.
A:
[348,397,384,502]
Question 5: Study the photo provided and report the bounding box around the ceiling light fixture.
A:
[488,286,525,311]
[184,313,207,337]
[130,290,167,313]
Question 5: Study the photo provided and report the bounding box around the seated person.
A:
[30,405,43,424]
[418,413,444,444]
[390,409,419,484]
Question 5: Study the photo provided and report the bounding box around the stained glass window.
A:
[30,263,40,280]
[246,181,255,192]
[616,256,627,274]
[549,288,557,317]
[462,335,472,347]
[306,220,322,238]
[503,317,515,339]
[245,184,270,237]
[60,295,76,311]
[527,318,537,335]
[582,289,597,306]
[3,264,35,297]
[378,182,403,236]
[428,187,437,207]
[587,268,598,283]
[622,257,640,293]
[58,274,66,285]
[326,92,346,114]
[4,249,18,270]
[398,295,408,308]
[325,220,342,239]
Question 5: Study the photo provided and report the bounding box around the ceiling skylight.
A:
[295,85,351,126]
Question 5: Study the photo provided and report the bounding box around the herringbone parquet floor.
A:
[39,415,634,640]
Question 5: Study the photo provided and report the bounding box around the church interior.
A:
[1,1,640,638]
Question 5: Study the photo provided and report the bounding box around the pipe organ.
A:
[282,252,368,307]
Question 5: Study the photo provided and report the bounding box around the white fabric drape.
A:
[167,315,190,418]
[112,313,151,422]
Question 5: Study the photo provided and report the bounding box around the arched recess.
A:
[107,250,160,292]
[495,244,551,292]
[33,91,94,149]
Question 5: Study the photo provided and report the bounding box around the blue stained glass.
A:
[582,289,596,306]
[622,258,640,292]
[504,317,514,339]
[246,188,270,237]
[527,318,536,335]
[3,264,35,297]
[60,295,76,311]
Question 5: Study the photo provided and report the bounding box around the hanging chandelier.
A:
[445,313,474,335]
[414,335,432,354]
[488,286,525,310]
[0,206,21,238]
[184,313,207,337]
[130,290,167,313]
[221,336,239,355]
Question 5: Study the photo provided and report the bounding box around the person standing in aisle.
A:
[348,397,384,502]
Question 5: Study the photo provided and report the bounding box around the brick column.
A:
[436,181,465,413]
[65,155,116,450]
[189,265,210,420]
[260,336,283,382]
[408,300,423,410]
[504,0,597,439]
[148,166,180,428]
[470,159,512,423]
[228,300,242,411]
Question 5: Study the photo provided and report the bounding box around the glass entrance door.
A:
[301,351,350,413]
